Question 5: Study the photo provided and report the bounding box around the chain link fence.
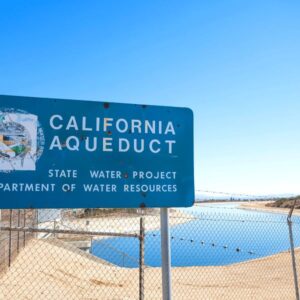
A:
[0,203,299,299]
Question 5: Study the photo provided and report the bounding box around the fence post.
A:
[54,220,57,238]
[17,209,20,253]
[139,216,145,300]
[8,209,12,268]
[35,209,39,238]
[90,236,93,254]
[23,210,26,248]
[287,199,299,300]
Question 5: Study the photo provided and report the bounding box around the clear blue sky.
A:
[0,1,299,195]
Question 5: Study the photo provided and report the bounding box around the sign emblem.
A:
[0,109,44,171]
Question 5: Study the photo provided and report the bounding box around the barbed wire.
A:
[195,189,295,199]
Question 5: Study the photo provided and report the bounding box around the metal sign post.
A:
[160,207,172,300]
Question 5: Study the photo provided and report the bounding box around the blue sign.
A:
[0,95,194,209]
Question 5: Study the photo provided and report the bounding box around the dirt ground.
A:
[0,238,298,300]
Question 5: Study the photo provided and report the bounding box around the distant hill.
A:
[266,196,300,209]
[195,192,296,202]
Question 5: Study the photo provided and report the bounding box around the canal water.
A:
[91,203,300,268]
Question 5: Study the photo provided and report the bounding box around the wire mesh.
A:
[0,203,299,299]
